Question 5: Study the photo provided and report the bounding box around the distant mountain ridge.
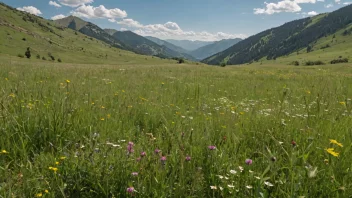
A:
[165,39,214,51]
[189,38,242,60]
[203,4,352,65]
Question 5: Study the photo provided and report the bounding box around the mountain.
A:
[165,39,214,51]
[55,16,127,50]
[108,30,196,60]
[189,38,242,60]
[104,28,118,36]
[0,2,170,64]
[145,36,196,60]
[203,4,352,65]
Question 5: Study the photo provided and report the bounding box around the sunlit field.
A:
[1,57,352,197]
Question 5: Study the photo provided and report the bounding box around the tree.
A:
[307,45,312,53]
[25,47,31,58]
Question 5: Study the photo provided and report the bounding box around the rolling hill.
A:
[203,4,352,65]
[189,38,242,60]
[0,2,174,65]
[165,39,214,51]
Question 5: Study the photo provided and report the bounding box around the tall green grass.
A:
[1,59,352,197]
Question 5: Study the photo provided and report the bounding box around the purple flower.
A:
[132,172,138,176]
[161,156,167,165]
[185,156,191,161]
[127,142,134,154]
[154,149,161,154]
[245,159,253,165]
[136,157,141,162]
[208,145,216,150]
[140,151,146,157]
[127,187,134,194]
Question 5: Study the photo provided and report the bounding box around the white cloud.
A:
[51,14,66,20]
[307,11,319,15]
[343,1,352,5]
[254,0,319,15]
[121,28,128,31]
[117,19,246,41]
[71,5,127,20]
[17,6,42,15]
[49,1,62,8]
[335,0,341,3]
[58,0,94,7]
[317,0,325,2]
[325,3,334,7]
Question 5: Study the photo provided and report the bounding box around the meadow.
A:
[0,56,352,197]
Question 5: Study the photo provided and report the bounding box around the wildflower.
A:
[49,167,58,173]
[55,161,59,165]
[238,166,244,172]
[1,150,8,154]
[161,156,167,165]
[245,159,253,165]
[291,140,297,147]
[140,151,146,157]
[239,112,245,115]
[325,148,339,157]
[264,181,274,187]
[60,156,66,160]
[127,187,135,194]
[36,193,43,197]
[66,80,70,83]
[219,186,224,191]
[185,156,191,161]
[210,186,217,190]
[246,185,253,189]
[44,190,49,193]
[208,145,216,150]
[136,157,141,162]
[339,101,346,106]
[254,176,261,180]
[324,159,329,164]
[9,93,15,98]
[127,142,134,154]
[161,82,165,85]
[228,184,235,188]
[271,156,277,162]
[329,139,343,147]
[230,170,237,174]
[132,172,138,176]
[154,149,161,154]
[306,90,311,94]
[217,175,224,179]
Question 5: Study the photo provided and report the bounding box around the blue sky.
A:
[4,0,352,41]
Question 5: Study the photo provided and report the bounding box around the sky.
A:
[3,0,352,41]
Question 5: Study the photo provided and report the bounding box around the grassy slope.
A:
[255,26,352,66]
[0,4,178,65]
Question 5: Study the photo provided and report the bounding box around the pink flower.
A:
[136,157,141,162]
[140,151,146,157]
[127,142,134,154]
[132,172,138,176]
[161,156,167,165]
[127,187,134,194]
[245,159,253,165]
[185,156,191,161]
[154,149,161,154]
[208,145,216,150]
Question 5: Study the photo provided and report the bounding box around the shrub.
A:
[330,58,348,64]
[48,52,55,61]
[220,61,226,67]
[42,56,46,60]
[17,54,24,58]
[291,61,300,66]
[305,60,325,66]
[320,44,330,49]
[58,58,62,63]
[178,58,185,64]
[22,38,26,41]
[25,47,31,59]
[36,54,40,59]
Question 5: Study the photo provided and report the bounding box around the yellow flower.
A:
[9,93,16,98]
[49,167,58,172]
[60,156,66,160]
[127,105,133,108]
[44,190,49,193]
[5,78,8,81]
[161,82,165,85]
[306,90,311,94]
[35,193,43,197]
[107,114,111,119]
[339,101,346,106]
[101,106,105,109]
[1,150,8,154]
[239,112,245,115]
[100,118,105,121]
[329,139,343,147]
[66,80,70,83]
[55,161,59,165]
[325,148,339,157]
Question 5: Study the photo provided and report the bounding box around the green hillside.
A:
[145,36,190,54]
[203,4,352,65]
[0,3,175,65]
[190,38,242,60]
